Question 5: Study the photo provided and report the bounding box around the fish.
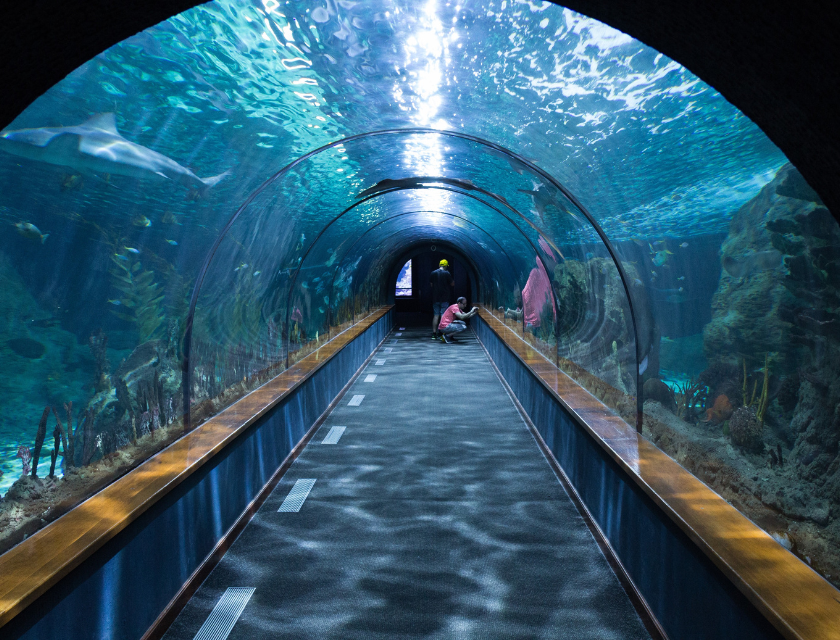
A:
[132,215,151,227]
[61,173,83,191]
[114,253,129,261]
[253,271,261,276]
[325,250,339,267]
[0,113,230,194]
[357,176,480,199]
[677,276,685,281]
[638,355,649,375]
[722,250,783,278]
[680,242,689,248]
[651,250,673,267]
[124,246,140,254]
[15,222,49,243]
[517,183,562,217]
[162,211,179,224]
[318,307,325,313]
[323,296,329,304]
[165,239,178,246]
[234,262,248,271]
[108,299,122,305]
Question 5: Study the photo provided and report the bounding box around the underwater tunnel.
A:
[1,1,839,639]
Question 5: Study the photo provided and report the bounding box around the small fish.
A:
[114,253,129,261]
[132,215,152,227]
[680,242,689,248]
[253,271,261,276]
[633,279,643,287]
[234,263,248,271]
[61,173,83,191]
[15,222,49,244]
[108,299,122,306]
[318,307,325,313]
[651,250,673,267]
[300,281,309,290]
[165,239,178,246]
[162,211,179,224]
[677,276,685,281]
[638,355,649,375]
[323,296,329,304]
[124,246,140,254]
[678,287,684,292]
[325,250,339,266]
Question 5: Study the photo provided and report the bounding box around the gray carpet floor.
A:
[162,326,651,640]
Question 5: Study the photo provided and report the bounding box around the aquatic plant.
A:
[109,254,165,342]
[742,355,771,423]
[675,378,707,421]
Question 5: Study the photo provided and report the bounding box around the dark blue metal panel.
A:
[473,316,783,640]
[7,310,392,640]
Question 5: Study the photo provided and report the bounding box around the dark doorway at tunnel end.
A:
[387,244,477,328]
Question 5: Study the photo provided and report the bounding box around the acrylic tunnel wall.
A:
[1,0,840,624]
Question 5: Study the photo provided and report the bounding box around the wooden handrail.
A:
[0,307,391,629]
[477,307,840,640]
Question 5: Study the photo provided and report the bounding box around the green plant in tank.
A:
[109,251,164,342]
[742,355,771,423]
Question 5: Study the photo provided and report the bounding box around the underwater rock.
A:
[704,164,840,377]
[4,475,44,502]
[643,378,677,414]
[729,407,763,452]
[6,337,46,359]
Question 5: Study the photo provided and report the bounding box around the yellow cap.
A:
[439,259,449,267]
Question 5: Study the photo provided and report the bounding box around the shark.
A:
[0,113,229,193]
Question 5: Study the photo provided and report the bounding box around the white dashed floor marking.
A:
[348,394,365,406]
[375,359,386,365]
[364,374,377,382]
[278,479,316,512]
[193,587,255,640]
[321,426,346,444]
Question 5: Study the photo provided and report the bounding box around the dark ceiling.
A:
[2,0,838,220]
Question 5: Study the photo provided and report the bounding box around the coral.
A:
[109,254,165,342]
[704,394,733,424]
[729,406,764,451]
[31,407,50,477]
[16,446,31,476]
[675,377,708,421]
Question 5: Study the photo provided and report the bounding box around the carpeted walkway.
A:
[163,326,651,640]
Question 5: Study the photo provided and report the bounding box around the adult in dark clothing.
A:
[430,259,454,339]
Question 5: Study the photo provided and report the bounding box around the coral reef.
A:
[729,407,764,451]
[704,394,733,425]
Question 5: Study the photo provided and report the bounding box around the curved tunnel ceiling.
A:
[0,0,837,219]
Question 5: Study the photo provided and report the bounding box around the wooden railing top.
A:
[478,308,840,640]
[0,307,391,629]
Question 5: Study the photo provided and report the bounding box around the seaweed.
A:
[675,377,707,421]
[109,253,165,342]
[742,355,771,423]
